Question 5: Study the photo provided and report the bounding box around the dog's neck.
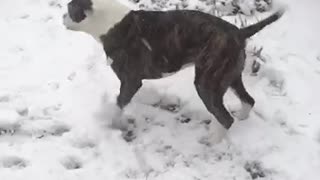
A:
[85,0,132,41]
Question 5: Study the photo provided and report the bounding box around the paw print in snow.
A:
[0,156,28,169]
[61,156,82,170]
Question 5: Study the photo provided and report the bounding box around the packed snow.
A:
[0,0,320,179]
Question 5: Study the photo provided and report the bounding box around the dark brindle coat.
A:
[100,9,284,129]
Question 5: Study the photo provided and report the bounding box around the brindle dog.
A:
[63,0,285,133]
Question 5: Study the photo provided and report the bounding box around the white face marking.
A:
[63,0,131,42]
[161,63,194,78]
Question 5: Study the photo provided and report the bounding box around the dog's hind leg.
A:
[194,70,234,129]
[230,76,255,120]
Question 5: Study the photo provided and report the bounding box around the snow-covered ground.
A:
[0,0,320,179]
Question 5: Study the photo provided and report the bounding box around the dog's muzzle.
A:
[63,13,79,31]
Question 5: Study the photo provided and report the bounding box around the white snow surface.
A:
[1,0,320,179]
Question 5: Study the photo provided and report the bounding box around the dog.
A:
[63,0,284,134]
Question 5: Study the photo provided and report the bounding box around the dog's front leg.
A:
[194,83,234,130]
[194,67,234,130]
[194,81,234,143]
[111,79,142,141]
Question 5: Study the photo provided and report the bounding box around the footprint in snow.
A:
[19,120,71,139]
[0,156,28,169]
[50,123,70,136]
[157,102,180,113]
[67,72,77,81]
[175,114,191,123]
[121,118,137,142]
[16,107,29,117]
[70,138,96,149]
[0,109,20,136]
[244,161,273,179]
[38,123,71,138]
[42,104,62,116]
[0,127,17,136]
[0,95,10,102]
[48,0,62,8]
[61,156,82,170]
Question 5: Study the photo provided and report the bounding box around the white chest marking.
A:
[106,56,114,65]
[161,63,194,78]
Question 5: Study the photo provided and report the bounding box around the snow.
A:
[0,0,320,180]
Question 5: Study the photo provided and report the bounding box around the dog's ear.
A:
[67,0,93,23]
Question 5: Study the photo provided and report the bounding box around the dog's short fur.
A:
[63,0,284,130]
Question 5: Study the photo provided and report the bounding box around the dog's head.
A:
[63,0,130,41]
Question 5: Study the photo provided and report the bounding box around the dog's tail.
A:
[238,8,285,39]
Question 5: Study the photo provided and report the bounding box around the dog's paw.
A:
[122,129,137,142]
[231,103,252,120]
[118,116,137,142]
[109,110,127,131]
[231,110,250,120]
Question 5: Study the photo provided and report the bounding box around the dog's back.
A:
[101,9,285,77]
[100,10,246,78]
